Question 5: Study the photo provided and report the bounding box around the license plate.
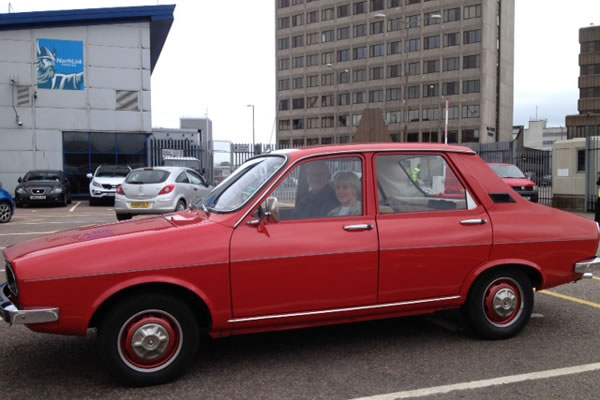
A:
[524,196,531,200]
[106,193,115,197]
[131,202,151,209]
[30,195,46,200]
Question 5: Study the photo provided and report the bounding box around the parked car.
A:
[114,166,211,221]
[86,165,131,206]
[488,163,538,202]
[2,143,599,386]
[0,182,15,223]
[14,170,72,207]
[162,156,204,175]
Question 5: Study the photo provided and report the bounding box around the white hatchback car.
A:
[114,166,211,221]
[87,165,131,206]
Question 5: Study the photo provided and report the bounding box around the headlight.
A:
[532,185,537,191]
[5,262,19,297]
[50,187,63,194]
[92,180,102,188]
[16,187,26,194]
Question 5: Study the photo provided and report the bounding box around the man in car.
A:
[293,161,339,219]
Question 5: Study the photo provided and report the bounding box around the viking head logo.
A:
[37,45,57,85]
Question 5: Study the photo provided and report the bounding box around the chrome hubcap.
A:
[492,288,517,317]
[0,204,11,222]
[131,323,171,360]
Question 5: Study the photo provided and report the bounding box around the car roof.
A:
[131,166,188,172]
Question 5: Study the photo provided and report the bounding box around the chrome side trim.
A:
[228,295,461,323]
[574,257,600,275]
[0,283,59,325]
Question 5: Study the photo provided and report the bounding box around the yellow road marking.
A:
[593,277,600,281]
[540,290,600,310]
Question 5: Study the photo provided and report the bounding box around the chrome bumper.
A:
[0,283,59,325]
[574,257,600,279]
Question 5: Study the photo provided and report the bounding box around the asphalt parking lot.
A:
[1,203,600,399]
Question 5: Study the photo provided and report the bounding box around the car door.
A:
[186,169,209,204]
[375,152,492,303]
[229,155,379,319]
[174,171,192,204]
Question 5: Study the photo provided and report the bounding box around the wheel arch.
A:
[460,260,544,300]
[89,282,213,333]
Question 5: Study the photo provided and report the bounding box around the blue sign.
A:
[37,39,84,90]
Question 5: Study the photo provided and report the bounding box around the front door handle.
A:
[460,219,487,225]
[344,224,374,231]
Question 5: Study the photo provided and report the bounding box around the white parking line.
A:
[69,201,81,212]
[350,362,600,400]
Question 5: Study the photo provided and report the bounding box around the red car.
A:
[488,163,538,202]
[2,143,599,386]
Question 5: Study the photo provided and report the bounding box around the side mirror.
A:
[265,196,280,223]
[17,177,22,183]
[86,173,93,179]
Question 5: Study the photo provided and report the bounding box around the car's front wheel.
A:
[463,268,533,340]
[0,201,12,223]
[116,213,132,221]
[97,293,200,386]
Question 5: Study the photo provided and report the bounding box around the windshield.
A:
[200,156,286,212]
[489,165,526,179]
[164,159,201,169]
[24,171,61,182]
[96,166,130,177]
[125,169,170,184]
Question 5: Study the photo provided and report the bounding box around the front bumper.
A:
[574,257,600,279]
[513,189,538,202]
[0,283,59,324]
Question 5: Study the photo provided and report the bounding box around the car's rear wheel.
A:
[463,268,533,340]
[116,213,132,221]
[175,200,186,212]
[0,201,12,223]
[60,194,68,207]
[97,293,200,386]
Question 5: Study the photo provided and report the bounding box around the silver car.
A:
[114,166,211,221]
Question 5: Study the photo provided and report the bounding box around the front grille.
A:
[5,261,18,297]
[30,188,47,195]
[102,184,116,190]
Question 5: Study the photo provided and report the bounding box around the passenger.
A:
[328,171,362,217]
[294,161,339,219]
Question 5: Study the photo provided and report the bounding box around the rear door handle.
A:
[460,219,487,225]
[344,224,374,231]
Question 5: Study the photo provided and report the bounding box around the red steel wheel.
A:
[482,278,523,327]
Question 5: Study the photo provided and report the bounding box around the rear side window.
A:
[126,170,170,184]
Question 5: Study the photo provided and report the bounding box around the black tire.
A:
[68,193,72,204]
[116,213,132,221]
[60,194,68,207]
[462,268,533,340]
[175,199,186,212]
[0,201,12,223]
[97,293,200,386]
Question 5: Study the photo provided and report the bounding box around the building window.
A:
[353,68,367,82]
[338,92,351,105]
[279,139,290,148]
[442,81,459,96]
[279,120,291,130]
[447,130,458,143]
[322,116,335,128]
[307,96,319,108]
[292,0,304,5]
[462,104,480,118]
[370,66,384,80]
[422,131,438,143]
[406,132,419,142]
[278,58,290,70]
[407,62,420,75]
[321,73,334,86]
[307,75,319,87]
[422,108,439,121]
[307,118,319,129]
[463,79,480,94]
[444,32,460,47]
[322,7,335,21]
[306,32,320,45]
[582,40,600,53]
[292,13,304,27]
[370,43,385,57]
[306,53,319,66]
[306,138,319,145]
[354,1,368,15]
[371,0,385,11]
[447,106,459,120]
[463,54,480,69]
[353,114,362,127]
[278,37,289,50]
[321,51,334,65]
[464,30,481,44]
[423,83,439,97]
[370,89,384,102]
[353,46,368,60]
[581,64,600,75]
[353,23,367,37]
[389,18,403,32]
[580,87,600,98]
[338,115,350,127]
[292,138,304,147]
[292,56,304,68]
[278,17,290,30]
[386,41,402,55]
[388,0,401,6]
[339,70,351,83]
[307,10,319,24]
[292,119,304,129]
[322,30,335,43]
[463,4,481,19]
[424,11,441,25]
[371,21,385,34]
[444,7,460,22]
[338,4,351,18]
[424,35,440,50]
[407,85,420,99]
[338,26,351,40]
[386,88,402,101]
[278,0,290,8]
[292,35,304,48]
[388,64,401,78]
[577,150,586,172]
[353,91,367,104]
[293,77,304,89]
[279,99,290,111]
[443,57,460,71]
[337,48,351,62]
[406,15,420,28]
[321,95,334,107]
[278,79,290,91]
[385,110,401,124]
[407,38,420,52]
[423,60,439,74]
[406,0,421,5]
[461,129,480,143]
[407,109,420,122]
[292,97,304,109]
[321,137,333,144]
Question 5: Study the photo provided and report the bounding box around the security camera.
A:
[17,120,23,127]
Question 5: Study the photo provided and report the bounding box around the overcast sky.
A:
[3,0,600,143]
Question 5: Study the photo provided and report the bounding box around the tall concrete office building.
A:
[275,0,514,146]
[566,25,600,139]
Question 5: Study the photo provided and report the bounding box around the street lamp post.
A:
[327,63,349,144]
[246,104,255,154]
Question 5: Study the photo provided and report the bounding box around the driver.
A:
[293,161,339,219]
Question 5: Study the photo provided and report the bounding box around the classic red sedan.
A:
[2,143,599,386]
